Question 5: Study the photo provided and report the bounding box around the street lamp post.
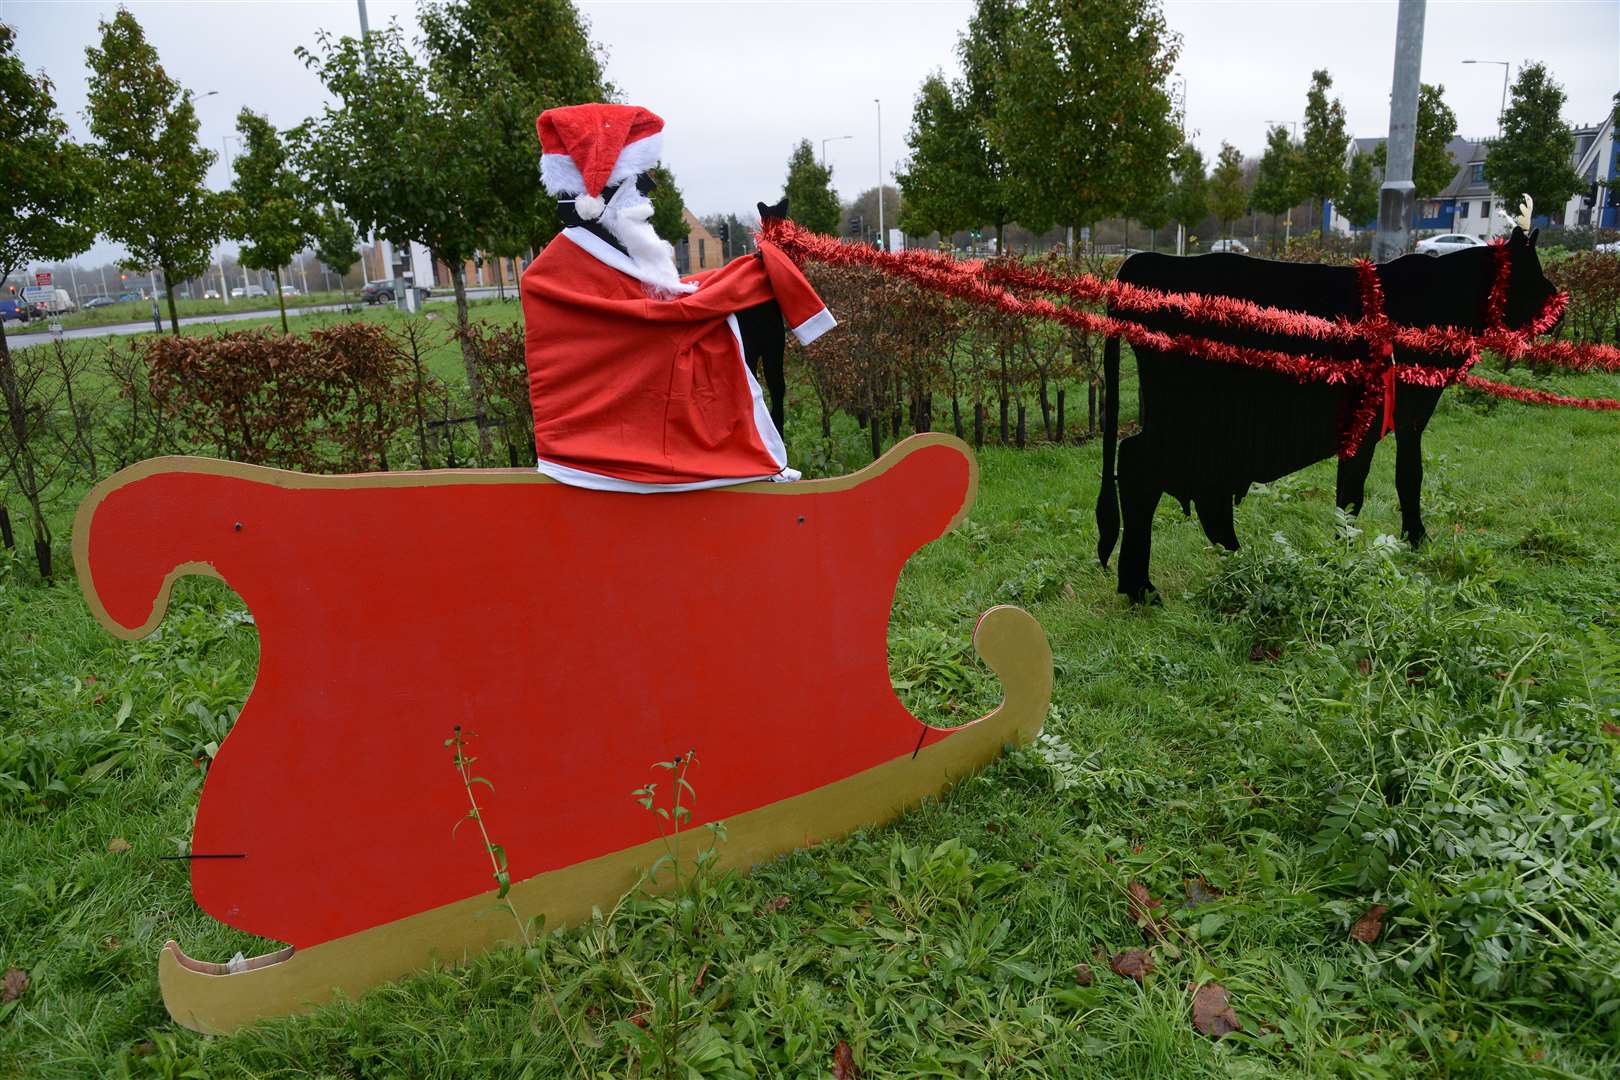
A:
[1374,0,1425,263]
[1463,59,1511,237]
[820,135,852,165]
[873,99,885,251]
[1173,74,1187,255]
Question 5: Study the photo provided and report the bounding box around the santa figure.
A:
[521,103,836,491]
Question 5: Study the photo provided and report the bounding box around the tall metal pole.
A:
[356,0,404,309]
[1374,0,1426,262]
[874,99,885,251]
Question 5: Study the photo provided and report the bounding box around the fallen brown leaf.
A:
[1127,880,1166,938]
[627,1010,650,1028]
[691,960,709,992]
[1072,962,1094,986]
[1,968,28,1004]
[1248,643,1281,662]
[131,1040,157,1057]
[1062,582,1077,601]
[1350,904,1388,943]
[1190,982,1243,1038]
[107,838,131,854]
[759,895,792,915]
[1110,949,1155,983]
[1602,722,1620,737]
[1182,877,1222,907]
[1356,657,1372,675]
[831,1039,861,1080]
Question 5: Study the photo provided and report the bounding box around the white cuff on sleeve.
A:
[790,307,837,345]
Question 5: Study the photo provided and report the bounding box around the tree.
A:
[229,110,311,333]
[314,207,361,297]
[1339,149,1379,229]
[1209,142,1248,237]
[1300,69,1348,233]
[417,0,609,259]
[297,24,500,447]
[955,0,1018,249]
[848,186,903,243]
[990,0,1180,244]
[1,20,98,577]
[648,165,690,245]
[84,9,225,334]
[1374,82,1460,200]
[1251,123,1302,243]
[1484,62,1584,222]
[782,140,841,235]
[896,73,983,239]
[1166,143,1208,238]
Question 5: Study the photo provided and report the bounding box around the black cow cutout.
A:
[1097,227,1557,604]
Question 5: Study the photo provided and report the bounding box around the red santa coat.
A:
[521,227,836,491]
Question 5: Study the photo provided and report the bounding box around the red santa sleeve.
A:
[756,241,837,344]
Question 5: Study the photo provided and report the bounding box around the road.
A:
[0,287,507,351]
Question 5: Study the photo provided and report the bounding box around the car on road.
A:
[230,285,269,299]
[0,298,34,323]
[1415,233,1486,256]
[1209,239,1250,254]
[26,287,77,314]
[84,296,119,309]
[362,280,433,305]
[281,285,300,297]
[116,291,143,303]
[204,289,221,300]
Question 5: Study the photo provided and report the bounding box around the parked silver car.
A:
[1415,233,1486,256]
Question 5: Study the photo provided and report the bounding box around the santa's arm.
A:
[756,242,836,344]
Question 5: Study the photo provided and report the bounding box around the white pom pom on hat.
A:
[572,193,605,221]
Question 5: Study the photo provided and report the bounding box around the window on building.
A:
[1471,163,1485,183]
[1460,201,1469,219]
[699,238,706,265]
[1480,200,1491,220]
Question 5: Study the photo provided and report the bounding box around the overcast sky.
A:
[10,0,1619,270]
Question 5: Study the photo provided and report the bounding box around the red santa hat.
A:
[537,104,664,222]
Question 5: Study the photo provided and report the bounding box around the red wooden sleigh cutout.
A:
[73,433,1052,1034]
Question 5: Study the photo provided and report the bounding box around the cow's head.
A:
[1501,225,1559,331]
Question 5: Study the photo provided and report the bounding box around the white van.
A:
[23,286,77,314]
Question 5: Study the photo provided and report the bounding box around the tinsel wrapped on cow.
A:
[71,103,1617,1030]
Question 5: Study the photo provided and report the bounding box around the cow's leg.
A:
[1335,424,1380,516]
[1115,432,1164,603]
[1394,385,1442,547]
[1193,491,1239,551]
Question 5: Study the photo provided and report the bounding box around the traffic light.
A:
[848,214,864,239]
[718,222,730,244]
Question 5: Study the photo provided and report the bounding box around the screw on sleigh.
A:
[73,104,1055,1033]
[75,105,1618,1033]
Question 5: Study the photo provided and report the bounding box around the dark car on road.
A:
[362,280,433,305]
[83,296,119,309]
[0,298,34,323]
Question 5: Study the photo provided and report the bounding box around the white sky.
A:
[9,0,1619,269]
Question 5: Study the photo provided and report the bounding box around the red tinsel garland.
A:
[760,219,1620,432]
[1460,373,1620,410]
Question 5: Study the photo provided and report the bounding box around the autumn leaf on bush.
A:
[1350,904,1388,943]
[1110,949,1154,983]
[1190,982,1243,1038]
[2,968,28,1004]
[758,895,792,916]
[831,1039,861,1079]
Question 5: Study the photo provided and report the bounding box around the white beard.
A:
[600,185,689,297]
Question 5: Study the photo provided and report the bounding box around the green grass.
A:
[2,341,1619,1077]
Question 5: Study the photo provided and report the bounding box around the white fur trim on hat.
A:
[539,132,664,196]
[572,193,605,221]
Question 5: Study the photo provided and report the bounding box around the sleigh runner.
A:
[73,434,1052,1033]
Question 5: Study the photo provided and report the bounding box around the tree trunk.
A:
[869,407,882,461]
[951,396,963,440]
[164,275,181,335]
[999,394,1009,444]
[0,504,13,548]
[995,219,1005,256]
[1038,376,1052,439]
[973,402,984,449]
[0,329,51,577]
[820,405,832,439]
[1056,388,1066,444]
[1015,399,1026,449]
[448,262,491,458]
[1088,378,1097,436]
[273,266,289,334]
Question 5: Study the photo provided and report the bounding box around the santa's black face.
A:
[635,171,658,197]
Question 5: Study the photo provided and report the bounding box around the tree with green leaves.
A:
[991,0,1180,247]
[1485,62,1584,222]
[84,9,225,334]
[1339,149,1379,229]
[313,207,361,297]
[896,73,983,240]
[955,0,1018,250]
[1209,142,1249,238]
[1251,123,1302,246]
[417,0,609,260]
[782,140,841,235]
[1166,143,1208,240]
[1,20,99,576]
[648,165,690,245]
[229,110,311,333]
[1374,83,1460,200]
[297,24,500,440]
[1300,69,1348,233]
